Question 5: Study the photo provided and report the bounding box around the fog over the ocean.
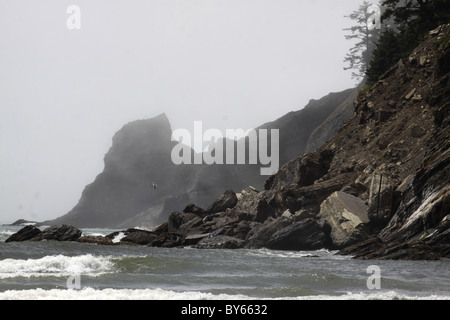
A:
[0,0,366,223]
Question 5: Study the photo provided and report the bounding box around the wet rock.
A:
[33,225,82,241]
[168,212,200,233]
[183,233,212,246]
[5,225,42,242]
[120,229,159,245]
[245,217,294,248]
[338,237,384,258]
[182,204,207,217]
[263,218,327,251]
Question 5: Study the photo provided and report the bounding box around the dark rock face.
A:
[263,218,326,251]
[145,24,450,259]
[24,25,449,260]
[5,225,42,242]
[207,190,238,214]
[120,229,159,245]
[6,225,82,242]
[367,173,394,229]
[337,24,450,260]
[34,225,82,241]
[245,217,294,249]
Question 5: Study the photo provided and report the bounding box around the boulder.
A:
[168,212,199,233]
[182,203,207,217]
[264,218,327,251]
[5,225,42,242]
[233,187,275,223]
[33,225,82,241]
[120,229,159,245]
[245,217,293,248]
[182,233,212,246]
[207,190,238,214]
[318,191,369,249]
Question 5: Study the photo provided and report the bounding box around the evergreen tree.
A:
[366,0,450,83]
[343,1,384,83]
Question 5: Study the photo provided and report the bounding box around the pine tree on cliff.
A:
[343,1,384,83]
[366,0,450,83]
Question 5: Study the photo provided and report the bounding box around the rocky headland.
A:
[7,24,450,260]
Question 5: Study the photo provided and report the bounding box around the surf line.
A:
[171,121,279,176]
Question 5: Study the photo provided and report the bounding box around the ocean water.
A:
[0,225,449,300]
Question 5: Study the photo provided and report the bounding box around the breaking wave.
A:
[0,254,115,279]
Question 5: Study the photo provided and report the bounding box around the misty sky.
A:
[0,0,369,223]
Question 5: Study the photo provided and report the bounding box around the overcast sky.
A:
[0,0,369,223]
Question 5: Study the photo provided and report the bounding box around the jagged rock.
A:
[266,148,334,191]
[232,187,275,223]
[338,237,384,258]
[5,225,42,242]
[150,233,182,248]
[182,233,213,246]
[207,190,238,214]
[245,217,293,248]
[318,191,369,248]
[168,212,200,233]
[183,204,207,217]
[195,235,245,249]
[263,218,327,251]
[33,225,82,241]
[120,229,159,245]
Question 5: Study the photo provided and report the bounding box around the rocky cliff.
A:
[14,25,450,260]
[142,24,449,259]
[43,87,356,228]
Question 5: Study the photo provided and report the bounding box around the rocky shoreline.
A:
[5,24,450,261]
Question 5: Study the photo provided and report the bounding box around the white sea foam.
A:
[290,290,450,300]
[0,288,252,300]
[0,288,447,300]
[247,248,345,260]
[111,232,126,243]
[0,254,115,279]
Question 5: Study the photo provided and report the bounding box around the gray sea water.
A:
[0,225,449,300]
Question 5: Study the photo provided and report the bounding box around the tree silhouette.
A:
[343,1,383,83]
